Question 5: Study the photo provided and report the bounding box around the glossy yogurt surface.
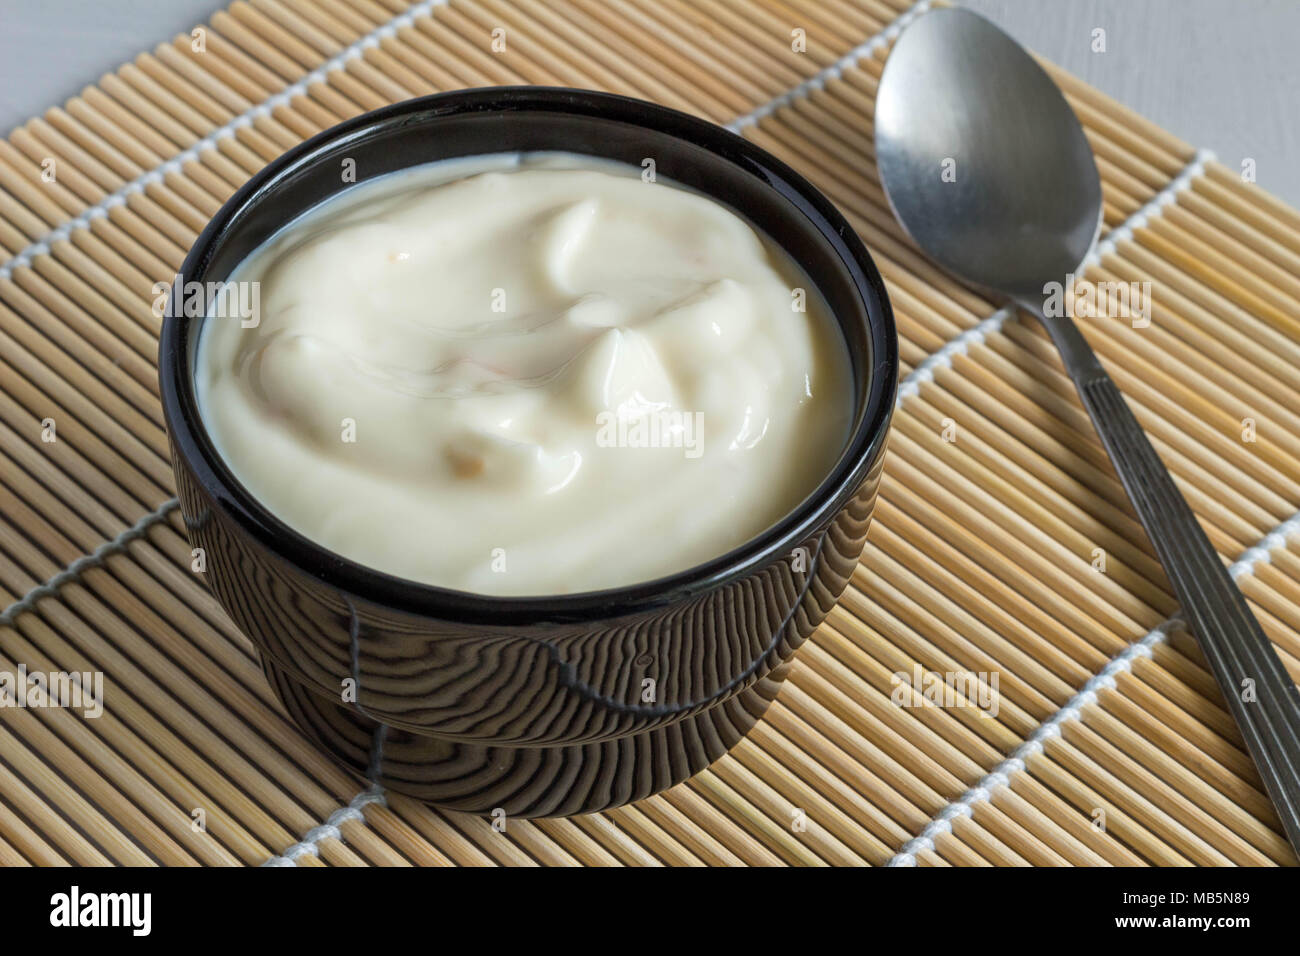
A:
[197,154,852,595]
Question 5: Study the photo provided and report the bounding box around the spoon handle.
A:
[1033,305,1300,855]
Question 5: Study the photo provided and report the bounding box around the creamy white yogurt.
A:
[196,153,852,595]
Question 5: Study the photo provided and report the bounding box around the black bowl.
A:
[159,87,896,817]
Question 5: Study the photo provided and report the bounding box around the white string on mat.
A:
[887,507,1300,866]
[0,0,454,282]
[726,0,933,132]
[262,787,387,866]
[895,147,1216,406]
[1079,150,1214,271]
[0,498,179,628]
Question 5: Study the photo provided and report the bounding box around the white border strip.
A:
[887,507,1300,867]
[0,0,452,283]
[0,498,178,628]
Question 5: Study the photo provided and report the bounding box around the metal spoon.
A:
[875,6,1300,853]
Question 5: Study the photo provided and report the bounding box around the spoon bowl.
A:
[875,6,1102,302]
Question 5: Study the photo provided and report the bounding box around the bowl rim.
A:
[159,86,898,625]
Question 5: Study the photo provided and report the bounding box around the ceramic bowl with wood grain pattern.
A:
[159,88,896,817]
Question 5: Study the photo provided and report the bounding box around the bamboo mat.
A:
[0,0,1298,867]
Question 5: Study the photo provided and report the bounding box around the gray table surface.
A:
[1,0,1297,205]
